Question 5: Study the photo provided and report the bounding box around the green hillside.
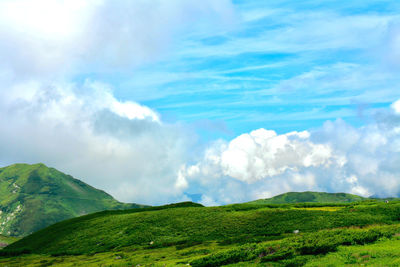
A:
[0,163,145,237]
[247,191,366,204]
[3,198,400,266]
[0,235,18,250]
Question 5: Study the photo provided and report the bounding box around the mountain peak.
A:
[0,163,144,236]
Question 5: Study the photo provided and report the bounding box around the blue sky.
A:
[1,0,400,205]
[84,0,400,140]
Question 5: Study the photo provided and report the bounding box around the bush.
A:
[190,244,257,267]
[0,247,31,256]
[191,225,400,266]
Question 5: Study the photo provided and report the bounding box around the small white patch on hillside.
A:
[0,204,23,235]
[11,183,20,194]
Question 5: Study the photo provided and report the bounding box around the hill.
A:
[247,191,366,204]
[3,199,400,266]
[0,163,145,236]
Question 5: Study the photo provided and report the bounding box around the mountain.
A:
[247,191,366,204]
[0,163,145,236]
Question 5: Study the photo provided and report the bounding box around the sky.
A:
[1,0,400,205]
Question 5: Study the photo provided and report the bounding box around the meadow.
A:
[1,198,400,266]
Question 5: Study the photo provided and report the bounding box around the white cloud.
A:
[0,0,234,205]
[392,99,400,114]
[180,101,400,204]
[184,128,333,184]
[200,195,219,207]
[0,0,234,77]
[0,79,194,204]
[178,10,397,58]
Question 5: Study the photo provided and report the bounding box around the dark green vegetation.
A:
[190,225,400,267]
[247,191,366,204]
[0,163,145,237]
[2,197,400,266]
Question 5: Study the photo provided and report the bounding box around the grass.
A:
[5,201,400,256]
[0,241,227,266]
[190,224,400,267]
[2,225,400,266]
[305,236,400,266]
[0,235,19,250]
[2,197,400,266]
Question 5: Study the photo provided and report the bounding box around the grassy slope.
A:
[2,195,400,266]
[0,163,146,236]
[247,191,366,204]
[2,201,400,266]
[4,200,400,251]
[3,225,400,266]
[1,201,400,266]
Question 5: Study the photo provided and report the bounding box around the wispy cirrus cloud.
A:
[119,1,400,135]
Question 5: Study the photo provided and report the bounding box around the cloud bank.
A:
[180,103,400,205]
[0,0,234,77]
[0,0,233,205]
[0,79,192,204]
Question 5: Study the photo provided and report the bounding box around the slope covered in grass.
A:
[4,200,400,256]
[247,191,366,204]
[2,194,400,266]
[3,224,400,267]
[0,163,146,236]
[3,201,400,266]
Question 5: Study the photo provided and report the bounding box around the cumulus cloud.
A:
[0,0,234,205]
[182,129,334,184]
[180,102,400,205]
[392,99,400,114]
[0,79,193,204]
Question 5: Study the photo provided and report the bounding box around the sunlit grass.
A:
[305,236,400,266]
[0,235,19,249]
[0,241,230,266]
[294,206,344,211]
[2,201,400,266]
